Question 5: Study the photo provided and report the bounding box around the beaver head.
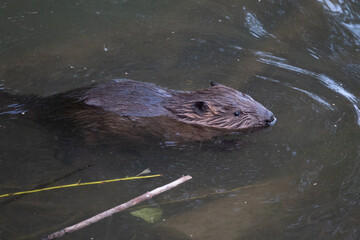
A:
[166,82,276,130]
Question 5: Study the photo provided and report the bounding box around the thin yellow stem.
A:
[0,174,162,198]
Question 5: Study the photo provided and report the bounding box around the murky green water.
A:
[1,0,360,239]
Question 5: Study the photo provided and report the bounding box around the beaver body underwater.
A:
[1,79,276,143]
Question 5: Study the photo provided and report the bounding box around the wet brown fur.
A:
[29,79,275,142]
[166,84,275,130]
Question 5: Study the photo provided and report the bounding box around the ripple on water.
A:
[256,54,360,126]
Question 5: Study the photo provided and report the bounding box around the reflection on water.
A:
[0,0,360,239]
[257,74,335,110]
[257,53,360,125]
[244,11,271,38]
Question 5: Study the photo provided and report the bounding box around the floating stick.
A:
[44,175,192,240]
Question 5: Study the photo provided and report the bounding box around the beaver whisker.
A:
[244,87,254,96]
[267,96,274,108]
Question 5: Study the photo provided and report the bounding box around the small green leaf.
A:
[131,207,163,223]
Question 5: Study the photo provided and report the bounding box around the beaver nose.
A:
[265,114,276,126]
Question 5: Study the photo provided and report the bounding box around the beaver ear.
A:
[193,101,210,115]
[210,82,219,87]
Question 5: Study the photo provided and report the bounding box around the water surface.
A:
[1,0,360,239]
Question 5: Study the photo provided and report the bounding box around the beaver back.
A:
[80,79,175,117]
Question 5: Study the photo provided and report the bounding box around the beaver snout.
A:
[265,113,276,126]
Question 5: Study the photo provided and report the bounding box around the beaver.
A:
[1,79,276,143]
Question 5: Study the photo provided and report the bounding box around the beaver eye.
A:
[234,110,243,116]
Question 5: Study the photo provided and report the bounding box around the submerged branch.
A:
[44,175,192,240]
